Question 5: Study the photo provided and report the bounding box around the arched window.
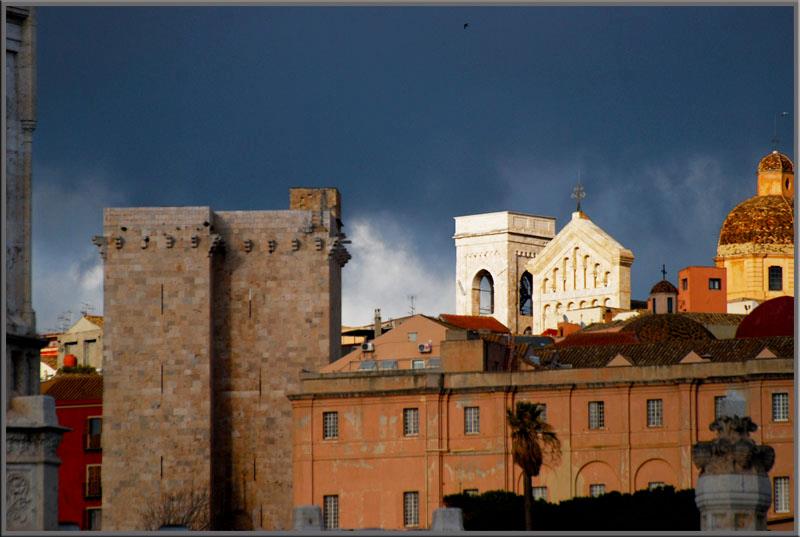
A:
[479,273,494,314]
[769,266,783,291]
[519,272,533,316]
[471,270,494,316]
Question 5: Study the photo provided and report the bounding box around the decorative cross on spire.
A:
[772,111,789,150]
[571,180,586,212]
[661,264,667,280]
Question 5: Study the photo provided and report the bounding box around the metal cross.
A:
[571,182,586,212]
[661,264,667,280]
[772,111,789,150]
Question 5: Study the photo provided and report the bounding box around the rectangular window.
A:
[708,278,721,290]
[86,417,102,450]
[774,477,790,513]
[588,401,604,430]
[411,359,425,369]
[646,399,663,428]
[464,406,480,434]
[768,266,783,291]
[407,332,418,342]
[714,396,726,420]
[532,486,548,501]
[323,411,339,440]
[86,465,101,499]
[772,392,789,422]
[403,408,419,436]
[403,491,420,527]
[681,278,688,291]
[323,495,339,529]
[589,484,606,497]
[648,482,666,490]
[86,508,102,531]
[667,296,674,313]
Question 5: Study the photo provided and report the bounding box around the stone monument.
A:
[5,6,67,531]
[692,391,775,531]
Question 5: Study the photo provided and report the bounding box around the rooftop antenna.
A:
[772,111,789,150]
[80,302,94,316]
[571,173,586,212]
[661,264,667,280]
[408,295,416,316]
[57,309,74,332]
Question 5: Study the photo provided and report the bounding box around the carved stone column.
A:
[6,395,68,531]
[692,409,775,531]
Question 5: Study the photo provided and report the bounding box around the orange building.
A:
[290,314,794,531]
[677,266,727,313]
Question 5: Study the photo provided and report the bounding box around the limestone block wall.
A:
[101,207,216,530]
[99,189,348,530]
[211,208,343,529]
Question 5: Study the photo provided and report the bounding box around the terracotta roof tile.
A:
[534,335,793,369]
[438,314,510,333]
[758,151,794,173]
[718,195,794,246]
[736,296,794,338]
[41,374,103,400]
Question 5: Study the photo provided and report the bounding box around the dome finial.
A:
[772,111,789,150]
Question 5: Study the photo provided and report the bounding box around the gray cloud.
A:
[32,164,127,332]
[342,215,454,327]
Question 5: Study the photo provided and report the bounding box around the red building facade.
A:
[41,375,103,530]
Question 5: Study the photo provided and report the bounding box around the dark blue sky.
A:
[31,6,795,330]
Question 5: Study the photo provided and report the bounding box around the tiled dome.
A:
[757,151,794,173]
[620,314,715,343]
[718,195,794,247]
[650,280,678,294]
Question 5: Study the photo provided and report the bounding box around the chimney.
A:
[374,309,382,340]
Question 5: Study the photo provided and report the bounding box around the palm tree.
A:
[507,401,561,530]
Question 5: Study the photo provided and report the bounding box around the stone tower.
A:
[454,211,555,334]
[97,188,349,530]
[6,6,67,531]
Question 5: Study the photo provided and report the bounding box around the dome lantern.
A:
[757,150,794,201]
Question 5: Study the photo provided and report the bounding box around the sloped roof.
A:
[534,335,792,369]
[84,315,104,327]
[41,374,103,400]
[438,314,510,333]
[680,312,746,326]
[555,331,639,348]
[619,314,715,342]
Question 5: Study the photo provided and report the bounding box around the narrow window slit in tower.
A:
[160,456,164,479]
[259,369,262,399]
[248,288,252,319]
[253,455,256,481]
[260,505,263,528]
[160,362,164,394]
[160,284,164,315]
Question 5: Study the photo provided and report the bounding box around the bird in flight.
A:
[463,22,469,29]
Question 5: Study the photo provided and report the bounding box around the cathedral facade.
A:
[454,208,633,334]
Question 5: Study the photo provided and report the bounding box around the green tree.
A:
[507,401,561,530]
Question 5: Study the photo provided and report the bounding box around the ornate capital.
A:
[692,416,775,476]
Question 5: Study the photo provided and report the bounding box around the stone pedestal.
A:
[695,474,771,530]
[292,505,322,531]
[692,407,775,532]
[6,395,68,531]
[431,507,464,531]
